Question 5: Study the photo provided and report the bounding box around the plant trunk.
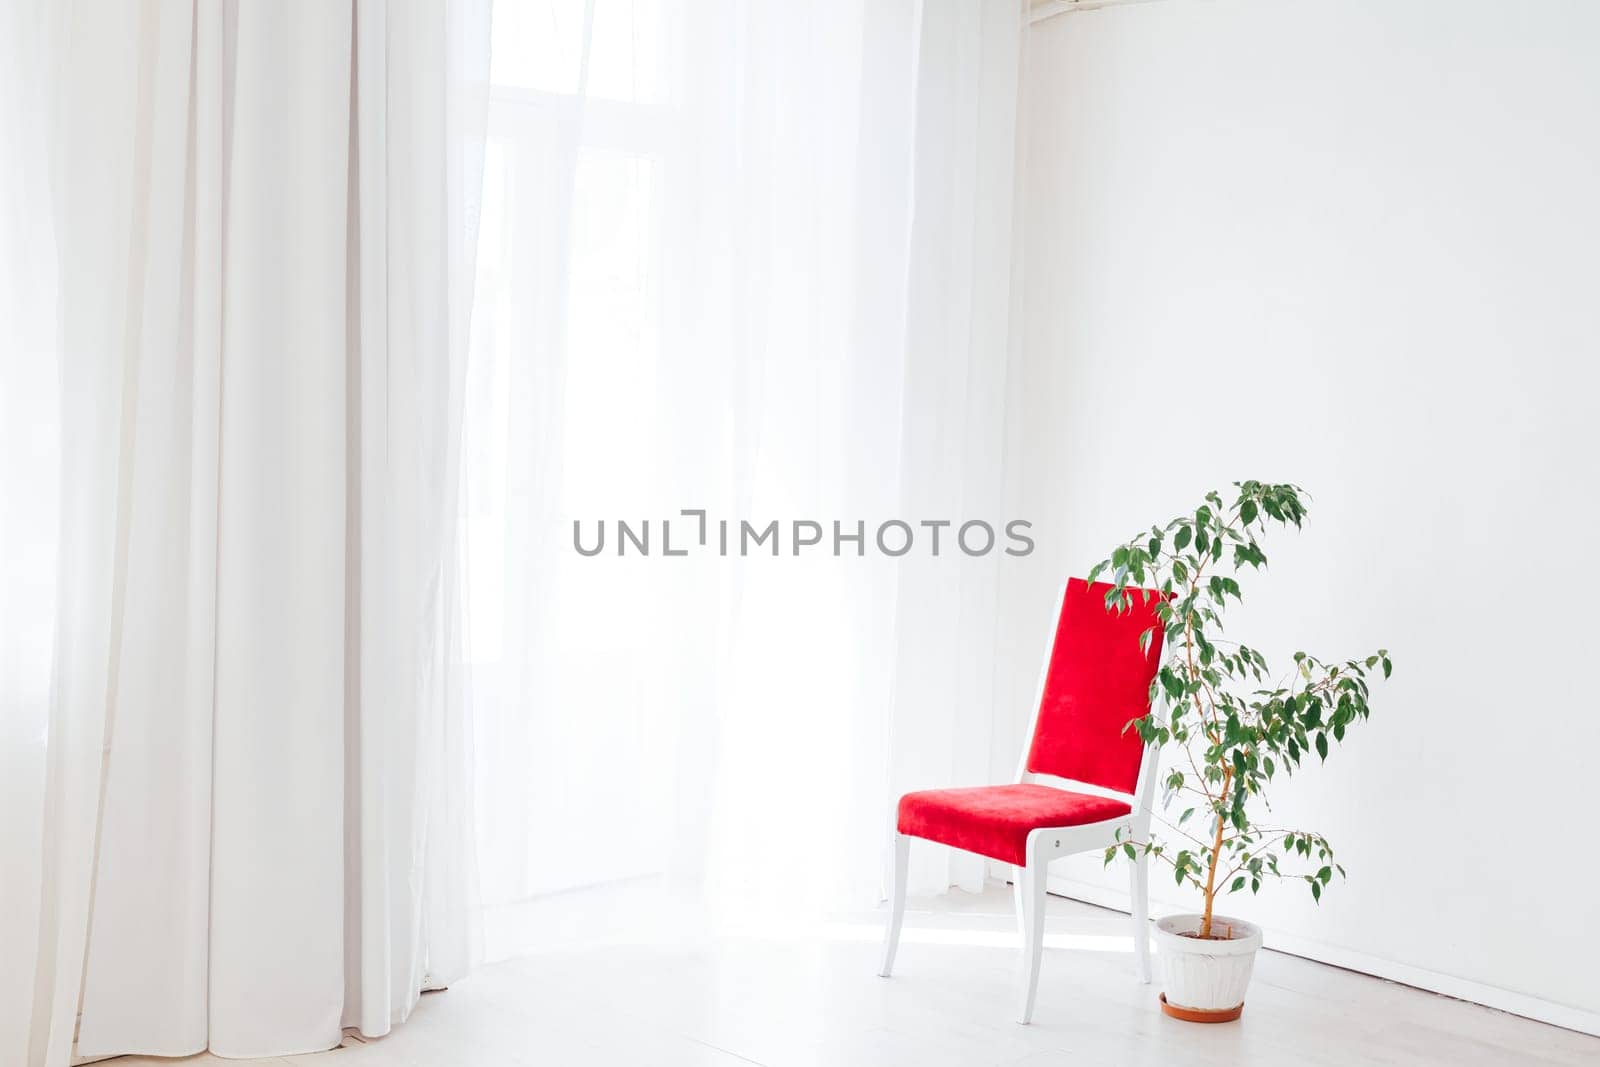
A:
[1199,768,1231,939]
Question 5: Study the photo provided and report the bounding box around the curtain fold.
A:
[3,1,491,1062]
[889,0,1028,901]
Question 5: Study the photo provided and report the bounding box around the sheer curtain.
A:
[463,0,1026,949]
[1,2,490,1063]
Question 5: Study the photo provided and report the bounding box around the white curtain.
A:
[465,0,1026,949]
[1,1,490,1062]
[3,0,1026,1057]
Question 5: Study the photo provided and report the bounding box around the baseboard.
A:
[1045,873,1600,1039]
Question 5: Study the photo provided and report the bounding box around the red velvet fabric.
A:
[1024,577,1167,793]
[896,784,1132,866]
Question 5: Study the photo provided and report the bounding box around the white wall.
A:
[997,0,1600,1032]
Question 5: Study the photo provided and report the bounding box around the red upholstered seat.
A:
[897,784,1132,866]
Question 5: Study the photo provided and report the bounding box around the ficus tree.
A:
[1091,481,1391,940]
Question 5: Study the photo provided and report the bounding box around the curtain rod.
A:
[1028,0,1174,26]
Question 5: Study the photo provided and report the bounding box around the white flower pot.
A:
[1154,913,1263,1022]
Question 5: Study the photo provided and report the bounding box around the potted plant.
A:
[1089,481,1391,1023]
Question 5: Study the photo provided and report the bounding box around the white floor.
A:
[111,885,1600,1067]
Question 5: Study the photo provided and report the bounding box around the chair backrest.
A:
[1021,577,1168,797]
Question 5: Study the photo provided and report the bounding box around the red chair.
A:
[878,577,1170,1023]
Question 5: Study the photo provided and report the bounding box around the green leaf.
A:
[1315,732,1329,761]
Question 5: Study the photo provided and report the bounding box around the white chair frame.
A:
[878,580,1174,1024]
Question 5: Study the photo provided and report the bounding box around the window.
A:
[463,0,681,903]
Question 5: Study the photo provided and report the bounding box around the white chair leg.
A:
[879,833,910,977]
[1130,850,1151,984]
[1016,859,1047,1024]
[1011,864,1026,945]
